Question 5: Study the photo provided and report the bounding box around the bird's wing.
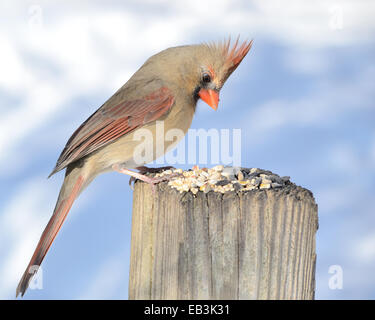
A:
[50,84,175,176]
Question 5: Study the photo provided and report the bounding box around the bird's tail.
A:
[16,166,89,297]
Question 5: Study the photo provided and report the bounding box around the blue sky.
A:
[0,0,374,299]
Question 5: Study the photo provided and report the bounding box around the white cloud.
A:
[0,83,66,165]
[241,0,375,47]
[0,36,32,92]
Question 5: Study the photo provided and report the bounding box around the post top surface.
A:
[136,166,316,204]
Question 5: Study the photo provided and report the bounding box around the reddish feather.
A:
[222,37,253,78]
[50,87,174,176]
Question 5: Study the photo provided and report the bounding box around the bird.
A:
[16,37,252,297]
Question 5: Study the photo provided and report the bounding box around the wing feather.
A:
[49,85,174,176]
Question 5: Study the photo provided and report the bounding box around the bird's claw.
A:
[128,176,136,190]
[126,167,180,194]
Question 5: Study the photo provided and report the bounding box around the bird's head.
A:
[144,37,253,111]
[191,38,253,111]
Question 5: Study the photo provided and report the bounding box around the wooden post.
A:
[128,176,318,300]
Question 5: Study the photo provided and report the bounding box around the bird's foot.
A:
[112,164,180,194]
[129,166,178,190]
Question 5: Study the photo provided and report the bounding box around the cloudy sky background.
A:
[0,0,374,299]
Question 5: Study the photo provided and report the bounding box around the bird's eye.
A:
[202,73,211,83]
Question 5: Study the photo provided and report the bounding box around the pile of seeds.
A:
[153,165,291,194]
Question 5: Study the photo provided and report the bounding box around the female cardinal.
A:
[16,38,252,297]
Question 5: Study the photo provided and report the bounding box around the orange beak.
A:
[198,88,219,110]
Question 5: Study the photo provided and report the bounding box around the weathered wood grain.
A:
[129,180,318,300]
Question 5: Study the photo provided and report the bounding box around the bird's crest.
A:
[206,36,253,82]
[222,37,253,75]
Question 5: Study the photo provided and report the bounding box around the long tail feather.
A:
[16,168,86,297]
